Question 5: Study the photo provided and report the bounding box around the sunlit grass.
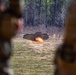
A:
[11,41,56,75]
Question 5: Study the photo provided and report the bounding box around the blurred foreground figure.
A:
[0,0,24,75]
[54,0,76,75]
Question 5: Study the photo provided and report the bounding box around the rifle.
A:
[54,0,76,75]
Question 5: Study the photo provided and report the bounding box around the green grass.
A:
[11,42,55,75]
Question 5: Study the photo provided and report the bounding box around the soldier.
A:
[0,0,24,75]
[54,0,76,75]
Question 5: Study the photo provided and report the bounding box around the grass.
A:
[11,41,57,75]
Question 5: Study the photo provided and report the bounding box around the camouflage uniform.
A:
[0,1,13,75]
[0,40,13,75]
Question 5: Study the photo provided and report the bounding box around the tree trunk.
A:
[45,0,48,27]
[39,0,42,24]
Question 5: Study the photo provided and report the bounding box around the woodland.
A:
[4,0,71,35]
[23,0,70,27]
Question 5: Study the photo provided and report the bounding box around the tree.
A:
[23,0,67,28]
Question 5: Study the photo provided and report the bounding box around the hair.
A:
[0,0,24,40]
